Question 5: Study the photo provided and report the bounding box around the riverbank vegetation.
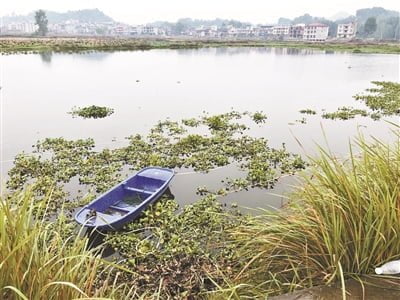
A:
[218,130,400,298]
[0,37,399,54]
[0,189,117,299]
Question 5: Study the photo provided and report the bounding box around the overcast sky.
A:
[1,0,399,24]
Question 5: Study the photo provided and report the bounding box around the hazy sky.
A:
[2,0,399,24]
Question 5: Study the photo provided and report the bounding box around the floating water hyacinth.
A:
[354,81,400,116]
[69,105,114,119]
[299,109,317,115]
[322,106,368,120]
[7,111,306,211]
[300,81,400,121]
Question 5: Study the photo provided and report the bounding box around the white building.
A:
[303,23,329,41]
[289,24,305,39]
[6,22,37,34]
[141,26,158,35]
[194,25,218,37]
[337,22,357,39]
[256,25,274,37]
[272,25,290,36]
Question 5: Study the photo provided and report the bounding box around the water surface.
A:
[1,47,399,208]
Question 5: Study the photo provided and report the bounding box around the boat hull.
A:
[74,167,174,230]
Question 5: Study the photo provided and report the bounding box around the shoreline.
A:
[1,36,399,54]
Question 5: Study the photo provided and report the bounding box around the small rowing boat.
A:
[75,167,174,230]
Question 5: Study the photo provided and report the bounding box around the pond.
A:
[1,47,399,209]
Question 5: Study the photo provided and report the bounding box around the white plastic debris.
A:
[375,260,400,275]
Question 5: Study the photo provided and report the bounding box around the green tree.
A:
[35,9,48,36]
[364,17,377,35]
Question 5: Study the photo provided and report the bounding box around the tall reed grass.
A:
[0,188,118,299]
[227,132,400,297]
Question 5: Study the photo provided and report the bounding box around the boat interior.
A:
[76,175,166,226]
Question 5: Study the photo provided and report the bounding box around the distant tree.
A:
[35,10,48,36]
[277,17,291,25]
[364,17,377,35]
[174,22,188,35]
[292,13,313,25]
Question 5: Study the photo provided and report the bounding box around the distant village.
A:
[1,21,358,41]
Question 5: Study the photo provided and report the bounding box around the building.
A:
[289,24,305,39]
[140,26,158,35]
[255,25,274,37]
[303,23,329,41]
[4,22,37,34]
[272,25,290,36]
[194,25,218,37]
[337,22,357,39]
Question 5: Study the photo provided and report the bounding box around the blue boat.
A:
[75,167,175,230]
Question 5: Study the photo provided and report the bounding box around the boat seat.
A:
[108,205,131,213]
[123,186,153,195]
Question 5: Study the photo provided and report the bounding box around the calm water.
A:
[1,47,399,208]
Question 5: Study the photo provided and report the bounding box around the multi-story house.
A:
[256,25,274,37]
[289,24,305,39]
[272,25,290,36]
[303,23,329,41]
[141,26,158,35]
[337,22,357,39]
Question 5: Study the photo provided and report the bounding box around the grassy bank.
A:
[222,131,400,298]
[0,37,399,54]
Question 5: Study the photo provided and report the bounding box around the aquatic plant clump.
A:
[299,109,317,115]
[322,106,368,120]
[104,195,245,297]
[250,111,268,124]
[354,81,400,116]
[7,111,305,206]
[69,105,114,119]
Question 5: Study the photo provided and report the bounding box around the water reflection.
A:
[39,51,52,64]
[39,50,113,64]
[174,47,327,57]
[2,49,398,209]
[72,51,112,61]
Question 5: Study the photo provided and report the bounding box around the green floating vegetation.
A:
[7,111,305,211]
[354,81,400,116]
[322,106,368,120]
[299,109,317,115]
[295,117,307,124]
[315,81,399,121]
[250,111,268,124]
[105,194,245,297]
[219,131,400,298]
[69,105,114,119]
